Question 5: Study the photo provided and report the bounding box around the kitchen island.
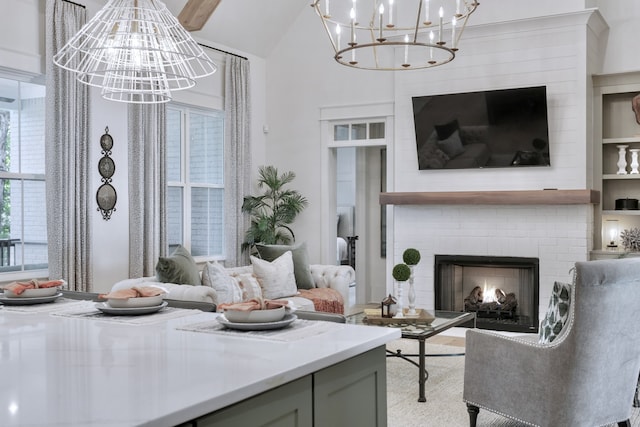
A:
[0,302,399,426]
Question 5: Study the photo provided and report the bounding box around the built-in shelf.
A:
[379,189,600,206]
[603,174,640,180]
[602,210,640,216]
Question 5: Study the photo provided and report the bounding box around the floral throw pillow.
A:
[538,281,572,344]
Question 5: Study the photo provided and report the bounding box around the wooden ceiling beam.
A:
[178,0,222,31]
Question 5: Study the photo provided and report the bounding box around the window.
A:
[0,77,47,274]
[333,121,385,141]
[166,105,225,259]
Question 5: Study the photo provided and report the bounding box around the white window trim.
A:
[167,104,225,263]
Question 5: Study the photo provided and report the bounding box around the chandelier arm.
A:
[453,12,472,48]
[412,0,423,43]
[312,1,339,53]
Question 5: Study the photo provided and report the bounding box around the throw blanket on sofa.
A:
[297,288,344,314]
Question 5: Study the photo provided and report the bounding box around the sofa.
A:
[111,244,355,314]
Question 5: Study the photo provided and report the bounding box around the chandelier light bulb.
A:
[378,4,385,42]
[452,16,457,50]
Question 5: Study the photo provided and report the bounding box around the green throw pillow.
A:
[538,281,572,344]
[156,245,201,286]
[255,242,315,289]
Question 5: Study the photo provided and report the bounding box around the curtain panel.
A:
[224,55,252,267]
[45,0,92,291]
[128,104,167,278]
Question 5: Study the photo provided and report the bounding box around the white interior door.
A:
[335,146,387,306]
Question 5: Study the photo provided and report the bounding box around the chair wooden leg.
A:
[466,403,479,427]
[618,420,631,427]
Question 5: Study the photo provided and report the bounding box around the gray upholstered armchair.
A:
[463,257,640,427]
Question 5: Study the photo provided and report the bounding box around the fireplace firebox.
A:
[434,255,539,333]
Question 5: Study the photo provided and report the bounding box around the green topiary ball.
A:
[392,263,411,281]
[403,248,421,266]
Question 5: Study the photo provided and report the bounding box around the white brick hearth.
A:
[393,203,593,322]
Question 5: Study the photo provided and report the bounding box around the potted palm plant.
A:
[241,165,308,253]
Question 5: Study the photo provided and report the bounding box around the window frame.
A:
[166,103,225,262]
[0,76,48,281]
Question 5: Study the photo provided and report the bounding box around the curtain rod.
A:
[198,43,248,61]
[57,2,245,61]
[62,0,86,8]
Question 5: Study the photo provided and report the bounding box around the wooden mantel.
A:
[379,189,600,205]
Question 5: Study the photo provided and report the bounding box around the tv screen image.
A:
[412,86,550,170]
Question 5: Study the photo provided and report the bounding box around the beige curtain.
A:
[45,0,91,291]
[128,104,167,277]
[224,55,252,267]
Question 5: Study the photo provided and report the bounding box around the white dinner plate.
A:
[0,292,63,305]
[217,313,297,331]
[95,301,168,316]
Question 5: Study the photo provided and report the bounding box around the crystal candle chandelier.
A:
[311,0,479,71]
[53,0,217,104]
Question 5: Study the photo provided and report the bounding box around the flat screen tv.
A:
[412,86,550,170]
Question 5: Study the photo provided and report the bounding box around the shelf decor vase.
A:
[391,263,411,319]
[407,266,417,316]
[394,280,404,318]
[617,145,629,175]
[402,248,421,316]
[630,149,640,174]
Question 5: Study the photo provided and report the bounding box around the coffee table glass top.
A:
[347,309,475,339]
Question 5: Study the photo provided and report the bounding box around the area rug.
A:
[385,339,640,427]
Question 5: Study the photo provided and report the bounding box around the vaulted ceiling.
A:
[162,0,309,58]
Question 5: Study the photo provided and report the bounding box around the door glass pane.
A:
[167,187,183,252]
[369,122,385,139]
[166,109,182,182]
[351,123,366,140]
[191,187,224,257]
[334,124,349,141]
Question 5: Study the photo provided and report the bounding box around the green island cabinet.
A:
[192,345,387,427]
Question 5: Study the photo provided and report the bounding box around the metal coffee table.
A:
[347,309,476,402]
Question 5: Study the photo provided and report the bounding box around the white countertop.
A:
[0,303,399,426]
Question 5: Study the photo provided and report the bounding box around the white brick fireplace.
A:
[384,10,606,322]
[391,201,593,320]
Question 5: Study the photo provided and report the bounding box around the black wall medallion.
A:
[97,127,116,220]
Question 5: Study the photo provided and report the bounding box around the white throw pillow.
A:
[250,251,298,300]
[201,261,243,304]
